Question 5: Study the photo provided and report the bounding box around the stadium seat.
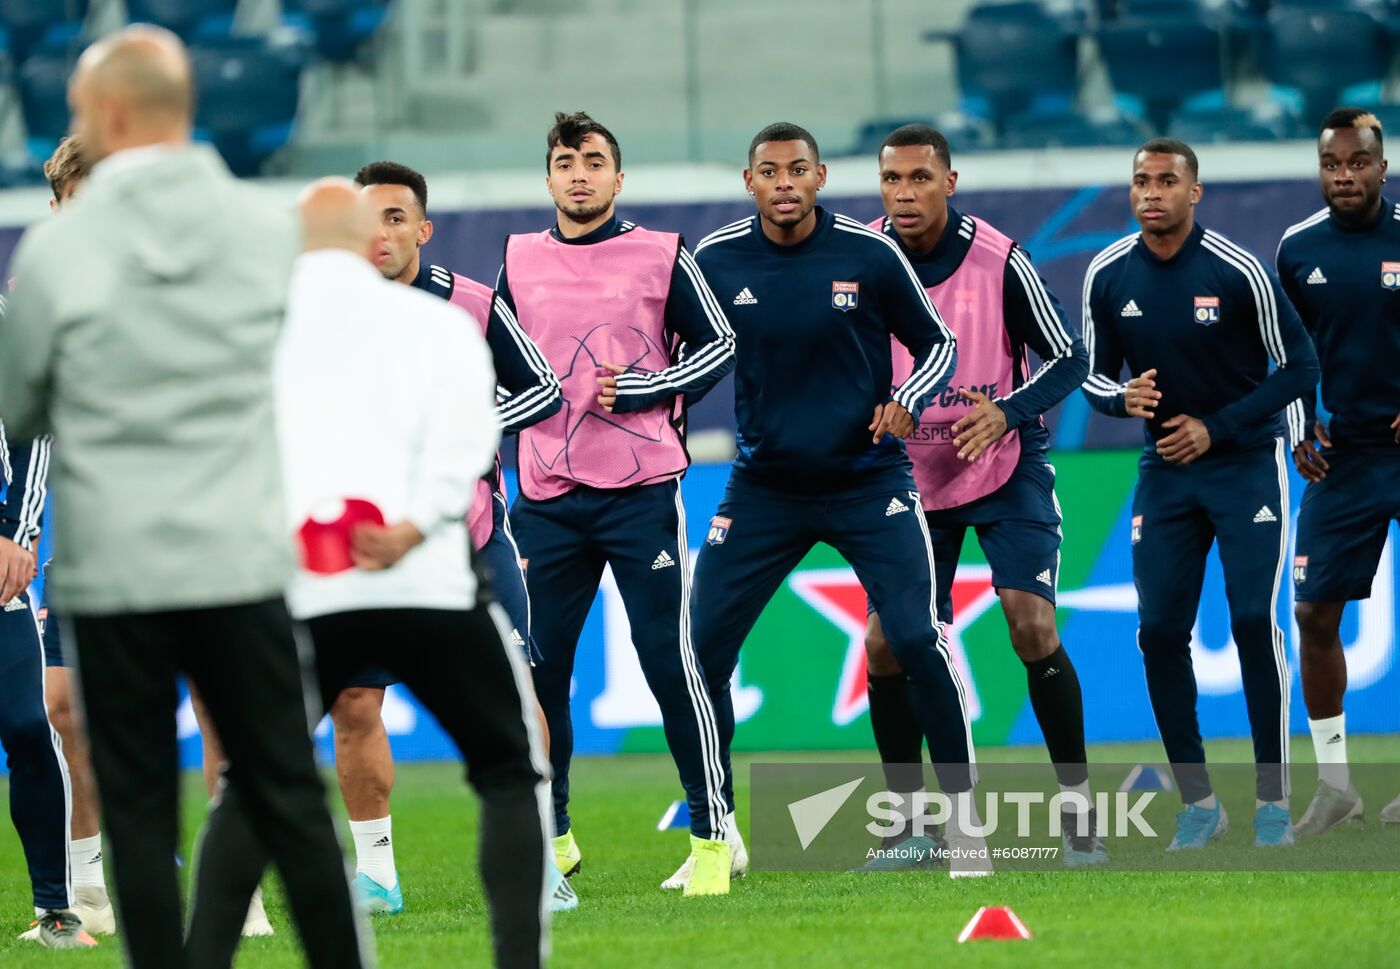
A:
[0,0,88,61]
[844,115,994,157]
[190,37,306,176]
[17,50,71,162]
[946,2,1081,132]
[1261,7,1391,125]
[1167,103,1303,143]
[125,0,238,41]
[999,108,1148,149]
[1097,11,1223,130]
[281,0,389,63]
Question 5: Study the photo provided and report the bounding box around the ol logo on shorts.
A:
[707,516,732,546]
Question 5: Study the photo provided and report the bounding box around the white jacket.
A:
[276,249,500,618]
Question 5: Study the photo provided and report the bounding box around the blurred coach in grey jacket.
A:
[0,26,370,969]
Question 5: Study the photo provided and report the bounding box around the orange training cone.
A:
[957,906,1032,942]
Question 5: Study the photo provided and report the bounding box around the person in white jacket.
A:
[184,179,555,969]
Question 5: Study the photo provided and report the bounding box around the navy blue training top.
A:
[1082,222,1319,458]
[1276,199,1400,449]
[695,207,958,491]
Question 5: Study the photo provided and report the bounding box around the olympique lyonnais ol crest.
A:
[1382,262,1400,291]
[832,281,859,311]
[1193,295,1220,326]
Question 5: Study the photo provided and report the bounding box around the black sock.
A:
[1024,644,1088,787]
[868,672,924,789]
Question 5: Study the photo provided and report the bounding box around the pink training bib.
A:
[873,216,1023,511]
[446,271,499,551]
[506,227,688,500]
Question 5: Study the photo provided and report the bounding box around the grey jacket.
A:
[0,143,298,614]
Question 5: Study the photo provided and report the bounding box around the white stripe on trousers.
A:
[672,485,729,838]
[1268,438,1292,797]
[27,595,74,909]
[908,498,978,785]
[486,601,554,964]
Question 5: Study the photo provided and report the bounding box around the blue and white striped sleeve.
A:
[0,427,50,552]
[1080,242,1132,418]
[996,246,1089,426]
[487,264,563,434]
[610,242,736,414]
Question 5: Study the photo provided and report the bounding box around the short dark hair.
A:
[1320,106,1383,150]
[1134,137,1198,180]
[748,122,820,167]
[546,111,622,171]
[354,160,429,216]
[44,136,90,201]
[879,124,951,169]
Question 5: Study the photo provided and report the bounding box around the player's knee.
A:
[0,705,54,756]
[1136,617,1192,654]
[864,628,902,677]
[331,688,385,737]
[1294,601,1342,647]
[1228,606,1275,641]
[1005,611,1059,663]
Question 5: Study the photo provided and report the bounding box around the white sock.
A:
[1192,794,1218,809]
[70,834,106,890]
[1310,714,1350,790]
[349,816,397,890]
[1257,798,1289,810]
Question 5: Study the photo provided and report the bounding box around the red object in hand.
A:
[296,498,385,574]
[957,906,1033,942]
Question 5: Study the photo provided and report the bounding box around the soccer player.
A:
[862,124,1101,865]
[1277,108,1400,836]
[9,136,114,941]
[186,178,551,969]
[693,122,986,884]
[1,424,95,949]
[353,159,575,910]
[1081,138,1319,849]
[496,111,737,894]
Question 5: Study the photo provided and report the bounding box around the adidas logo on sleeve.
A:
[732,287,758,305]
[1120,300,1143,317]
[652,550,677,570]
[1253,505,1278,523]
[884,497,909,517]
[1306,267,1327,285]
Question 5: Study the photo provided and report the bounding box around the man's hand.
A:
[1125,368,1161,419]
[596,362,628,412]
[869,401,915,443]
[1293,420,1332,482]
[351,521,425,571]
[0,536,36,606]
[950,388,1009,461]
[1156,414,1211,464]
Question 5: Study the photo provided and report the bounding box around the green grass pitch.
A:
[4,737,1399,967]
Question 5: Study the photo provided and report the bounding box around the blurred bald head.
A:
[68,25,193,166]
[298,178,379,262]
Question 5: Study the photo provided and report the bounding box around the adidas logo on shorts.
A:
[884,497,909,517]
[1036,569,1053,586]
[2,598,24,612]
[1120,299,1143,317]
[732,287,758,305]
[652,550,677,570]
[1306,267,1327,285]
[1253,505,1278,523]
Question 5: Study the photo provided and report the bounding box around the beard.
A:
[557,195,612,224]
